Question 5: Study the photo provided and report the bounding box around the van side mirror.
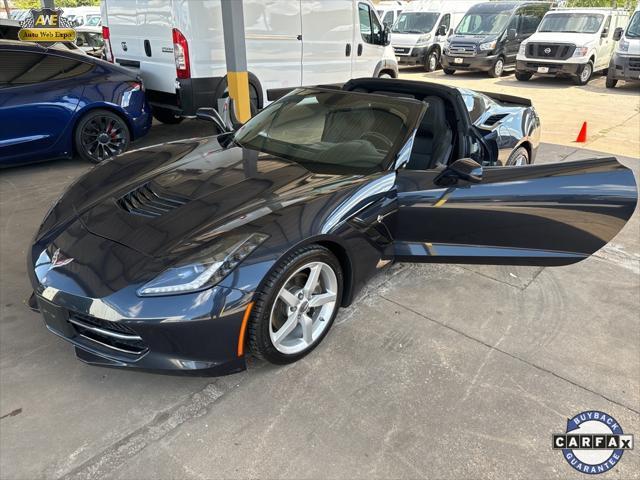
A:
[435,158,483,187]
[196,107,231,134]
[601,27,609,38]
[381,25,391,46]
[437,25,447,36]
[507,28,517,41]
[613,27,623,41]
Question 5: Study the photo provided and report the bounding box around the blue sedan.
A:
[0,40,151,167]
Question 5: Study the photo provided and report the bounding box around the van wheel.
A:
[488,57,505,78]
[606,75,618,89]
[443,68,456,75]
[515,71,532,82]
[424,50,439,72]
[152,107,184,124]
[574,61,593,86]
[75,109,130,164]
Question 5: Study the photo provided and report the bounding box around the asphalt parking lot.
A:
[1,76,639,479]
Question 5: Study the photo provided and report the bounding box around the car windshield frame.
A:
[233,88,426,175]
[626,11,640,38]
[455,11,512,35]
[392,12,440,34]
[538,13,605,34]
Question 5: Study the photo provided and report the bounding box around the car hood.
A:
[448,34,498,45]
[76,137,363,260]
[526,31,598,46]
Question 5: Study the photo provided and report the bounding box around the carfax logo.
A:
[553,410,634,474]
[18,8,76,46]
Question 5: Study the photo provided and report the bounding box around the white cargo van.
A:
[516,8,629,85]
[101,0,397,124]
[607,5,640,88]
[376,0,407,28]
[390,0,479,71]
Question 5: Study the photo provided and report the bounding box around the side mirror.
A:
[437,25,447,36]
[601,27,609,38]
[435,158,483,187]
[507,28,517,41]
[448,28,454,37]
[382,25,391,46]
[613,27,623,41]
[196,107,231,134]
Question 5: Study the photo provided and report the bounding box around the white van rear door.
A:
[301,0,354,85]
[104,0,176,94]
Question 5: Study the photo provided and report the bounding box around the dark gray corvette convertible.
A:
[28,79,636,376]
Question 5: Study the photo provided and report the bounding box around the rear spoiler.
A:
[478,91,532,107]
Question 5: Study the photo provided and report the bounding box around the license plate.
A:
[38,298,74,338]
[454,57,463,64]
[537,66,549,74]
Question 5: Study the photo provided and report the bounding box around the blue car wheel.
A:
[74,109,130,163]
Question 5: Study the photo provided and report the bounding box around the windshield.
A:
[627,11,640,38]
[234,89,422,174]
[76,31,104,48]
[538,13,604,33]
[392,12,439,34]
[85,15,101,26]
[456,12,511,35]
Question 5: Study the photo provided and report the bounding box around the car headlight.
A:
[618,40,630,53]
[518,43,526,56]
[416,34,431,45]
[137,233,268,296]
[573,47,589,57]
[479,40,496,51]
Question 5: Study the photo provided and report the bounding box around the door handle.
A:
[357,43,363,56]
[345,43,351,56]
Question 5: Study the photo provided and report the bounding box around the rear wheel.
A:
[506,146,530,166]
[443,68,456,75]
[74,109,130,164]
[424,49,439,72]
[488,57,505,78]
[574,61,593,86]
[248,245,343,364]
[152,107,184,124]
[515,71,533,82]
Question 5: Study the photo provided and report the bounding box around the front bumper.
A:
[394,46,428,65]
[516,59,583,77]
[608,54,640,82]
[441,53,497,72]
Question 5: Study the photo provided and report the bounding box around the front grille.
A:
[448,43,476,56]
[68,312,148,355]
[118,182,189,217]
[629,58,640,72]
[525,62,564,69]
[526,43,575,60]
[483,114,509,126]
[393,47,411,55]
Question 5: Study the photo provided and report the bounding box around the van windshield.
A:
[392,12,439,34]
[538,13,604,34]
[456,12,511,35]
[233,89,422,174]
[627,11,640,38]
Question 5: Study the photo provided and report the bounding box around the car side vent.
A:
[118,183,188,217]
[483,114,509,126]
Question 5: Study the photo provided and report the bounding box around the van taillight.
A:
[102,26,114,63]
[172,28,190,79]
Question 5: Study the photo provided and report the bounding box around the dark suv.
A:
[441,1,551,77]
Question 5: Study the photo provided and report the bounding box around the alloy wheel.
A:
[580,64,592,84]
[81,115,127,162]
[269,261,338,355]
[494,59,504,77]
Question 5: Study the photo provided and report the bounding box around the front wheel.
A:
[248,245,343,364]
[506,146,530,166]
[74,109,130,163]
[605,74,618,89]
[443,68,456,75]
[574,61,593,86]
[515,71,533,82]
[424,50,439,72]
[488,57,505,78]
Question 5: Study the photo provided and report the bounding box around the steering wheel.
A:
[359,131,393,151]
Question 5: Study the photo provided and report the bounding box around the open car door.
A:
[391,157,637,266]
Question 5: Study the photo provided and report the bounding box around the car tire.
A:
[515,71,533,82]
[74,109,131,164]
[248,245,343,365]
[488,57,505,78]
[605,75,618,89]
[424,49,439,72]
[443,68,456,75]
[152,107,184,124]
[574,61,593,86]
[506,146,530,166]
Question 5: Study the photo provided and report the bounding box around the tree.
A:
[13,0,100,8]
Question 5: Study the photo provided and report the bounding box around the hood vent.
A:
[117,183,189,217]
[483,114,509,127]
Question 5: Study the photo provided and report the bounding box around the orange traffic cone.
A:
[575,122,588,143]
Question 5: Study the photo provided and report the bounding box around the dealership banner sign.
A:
[18,8,76,46]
